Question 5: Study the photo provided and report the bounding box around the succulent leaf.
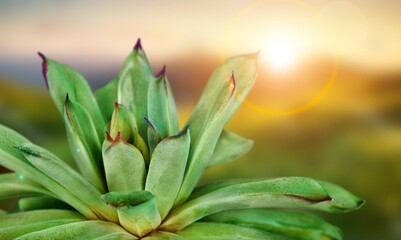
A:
[133,128,151,166]
[38,53,105,139]
[208,130,254,168]
[188,178,260,200]
[64,96,106,192]
[18,196,71,211]
[145,127,190,219]
[177,222,290,240]
[110,102,138,141]
[176,54,258,205]
[1,219,83,240]
[145,117,160,155]
[117,39,154,141]
[147,65,179,139]
[15,143,118,223]
[95,77,119,121]
[0,209,85,228]
[102,191,161,237]
[314,181,365,213]
[203,209,342,240]
[102,133,146,193]
[13,220,135,240]
[94,233,138,240]
[0,173,53,200]
[142,231,185,240]
[0,125,98,219]
[162,177,344,231]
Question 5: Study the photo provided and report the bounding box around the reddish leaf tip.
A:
[118,131,129,144]
[114,102,120,109]
[111,131,123,146]
[155,65,166,78]
[37,52,49,89]
[230,70,236,98]
[134,38,142,50]
[105,131,113,142]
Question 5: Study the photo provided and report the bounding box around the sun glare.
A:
[261,37,299,71]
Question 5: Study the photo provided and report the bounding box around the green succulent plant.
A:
[0,39,364,240]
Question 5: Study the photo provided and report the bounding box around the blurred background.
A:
[0,0,400,239]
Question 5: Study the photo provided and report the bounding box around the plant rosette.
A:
[0,39,364,239]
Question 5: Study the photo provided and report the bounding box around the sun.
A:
[261,36,300,71]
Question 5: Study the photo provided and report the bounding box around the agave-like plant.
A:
[0,39,364,239]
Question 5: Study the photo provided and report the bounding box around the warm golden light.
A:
[261,36,300,72]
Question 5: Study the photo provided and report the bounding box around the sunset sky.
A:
[0,0,401,84]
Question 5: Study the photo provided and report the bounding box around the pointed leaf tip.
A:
[105,131,126,152]
[155,65,167,78]
[229,70,236,98]
[37,52,49,88]
[105,131,113,142]
[113,131,124,144]
[134,38,143,50]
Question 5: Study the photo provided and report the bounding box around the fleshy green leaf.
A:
[133,128,150,166]
[18,196,71,211]
[102,133,146,193]
[145,127,190,219]
[314,181,365,213]
[162,177,340,231]
[147,66,179,139]
[176,54,258,205]
[15,143,118,223]
[1,219,82,240]
[110,102,137,141]
[102,191,161,237]
[143,231,185,240]
[0,209,85,228]
[145,117,160,155]
[14,220,135,240]
[117,39,154,141]
[64,96,106,192]
[177,222,290,240]
[0,125,98,219]
[95,233,137,240]
[208,130,253,168]
[95,77,119,121]
[39,53,105,139]
[188,178,260,201]
[203,209,342,240]
[0,173,53,200]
